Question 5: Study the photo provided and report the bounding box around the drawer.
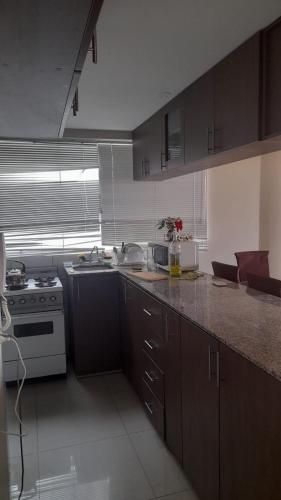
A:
[143,332,164,370]
[141,349,164,404]
[140,291,163,338]
[142,379,164,437]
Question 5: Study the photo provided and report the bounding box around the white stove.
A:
[5,277,63,315]
[2,267,66,382]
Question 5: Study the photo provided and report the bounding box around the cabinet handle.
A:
[207,127,213,154]
[124,283,127,304]
[144,400,153,415]
[216,351,220,388]
[144,339,154,350]
[141,160,144,177]
[161,152,167,170]
[77,282,80,300]
[144,370,158,383]
[143,308,152,317]
[144,370,156,383]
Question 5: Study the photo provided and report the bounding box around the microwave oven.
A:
[148,241,199,271]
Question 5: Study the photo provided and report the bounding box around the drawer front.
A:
[141,291,163,338]
[141,349,164,404]
[143,332,164,370]
[142,379,164,437]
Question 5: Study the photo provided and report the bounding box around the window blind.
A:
[0,140,101,255]
[99,144,207,248]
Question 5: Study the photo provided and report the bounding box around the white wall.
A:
[199,157,261,274]
[260,151,281,279]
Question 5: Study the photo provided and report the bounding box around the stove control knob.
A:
[8,299,15,306]
[50,296,56,302]
[30,297,36,304]
[19,298,26,304]
[39,297,46,303]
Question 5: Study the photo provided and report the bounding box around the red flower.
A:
[175,218,183,232]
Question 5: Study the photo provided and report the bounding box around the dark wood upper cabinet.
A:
[214,33,261,153]
[185,70,215,163]
[220,344,281,500]
[162,94,185,171]
[133,120,148,180]
[181,318,219,500]
[0,0,103,139]
[133,111,162,180]
[261,18,281,139]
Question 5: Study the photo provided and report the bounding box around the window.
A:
[0,141,101,255]
[99,144,207,248]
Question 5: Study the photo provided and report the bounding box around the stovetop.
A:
[4,277,63,296]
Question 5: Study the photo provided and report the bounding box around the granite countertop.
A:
[119,271,281,382]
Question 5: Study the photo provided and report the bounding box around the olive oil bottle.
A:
[169,235,181,278]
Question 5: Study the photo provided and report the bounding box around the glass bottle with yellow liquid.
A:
[169,234,181,277]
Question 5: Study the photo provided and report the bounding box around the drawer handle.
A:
[145,370,156,383]
[143,308,152,317]
[144,339,154,350]
[144,400,153,415]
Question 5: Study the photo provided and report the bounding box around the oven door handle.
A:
[9,310,64,322]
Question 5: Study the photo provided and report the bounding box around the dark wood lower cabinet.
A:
[220,344,281,500]
[181,318,219,500]
[120,277,281,500]
[163,306,182,464]
[69,273,120,375]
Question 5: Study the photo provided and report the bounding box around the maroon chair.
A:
[211,261,239,283]
[235,251,269,283]
[247,273,281,297]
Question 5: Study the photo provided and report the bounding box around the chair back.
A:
[211,261,239,283]
[247,273,281,297]
[235,251,269,282]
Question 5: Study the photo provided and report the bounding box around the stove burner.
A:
[6,283,28,291]
[35,276,57,288]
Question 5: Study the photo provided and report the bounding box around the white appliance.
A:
[148,240,199,271]
[2,268,66,382]
[0,233,11,336]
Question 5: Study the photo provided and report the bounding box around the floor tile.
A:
[104,373,153,433]
[9,453,40,500]
[38,435,154,500]
[155,490,199,500]
[6,384,38,458]
[130,430,191,498]
[36,375,126,451]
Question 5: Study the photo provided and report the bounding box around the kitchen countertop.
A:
[64,263,281,382]
[119,270,281,382]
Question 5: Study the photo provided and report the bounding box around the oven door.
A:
[2,310,65,361]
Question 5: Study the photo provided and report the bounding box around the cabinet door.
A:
[181,318,219,500]
[162,94,185,170]
[146,110,162,176]
[220,345,281,500]
[119,277,131,378]
[262,18,281,138]
[214,33,260,152]
[73,274,120,375]
[185,70,215,162]
[163,306,182,464]
[126,282,144,394]
[132,121,148,180]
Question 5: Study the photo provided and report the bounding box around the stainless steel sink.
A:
[72,262,113,271]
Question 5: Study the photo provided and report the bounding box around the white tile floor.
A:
[6,372,199,500]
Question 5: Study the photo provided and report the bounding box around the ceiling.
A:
[66,0,281,132]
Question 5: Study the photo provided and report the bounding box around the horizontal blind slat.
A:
[0,140,101,255]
